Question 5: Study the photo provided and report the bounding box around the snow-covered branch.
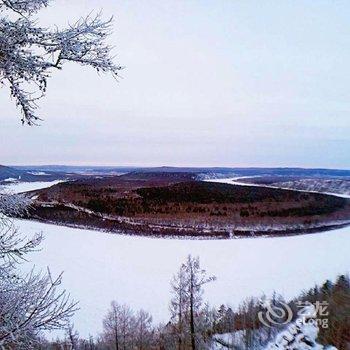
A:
[0,0,49,16]
[0,268,78,347]
[0,189,77,348]
[0,192,41,263]
[0,1,122,124]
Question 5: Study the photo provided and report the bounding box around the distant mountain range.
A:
[0,165,69,184]
[1,165,349,185]
[11,165,350,178]
[12,165,136,176]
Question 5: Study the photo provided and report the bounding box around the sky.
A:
[1,0,350,168]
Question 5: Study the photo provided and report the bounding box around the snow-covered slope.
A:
[1,180,63,194]
[0,165,68,184]
[268,179,350,198]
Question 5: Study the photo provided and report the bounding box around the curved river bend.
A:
[5,180,350,337]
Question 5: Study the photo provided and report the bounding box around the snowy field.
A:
[1,180,63,194]
[5,181,350,338]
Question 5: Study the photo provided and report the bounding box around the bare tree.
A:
[0,192,77,348]
[0,0,122,124]
[185,256,216,350]
[135,309,153,350]
[101,302,156,350]
[102,302,135,350]
[170,262,188,349]
[66,323,80,350]
[0,0,121,345]
[170,255,216,350]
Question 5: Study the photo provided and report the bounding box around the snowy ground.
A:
[4,181,350,338]
[1,180,63,194]
[15,219,350,339]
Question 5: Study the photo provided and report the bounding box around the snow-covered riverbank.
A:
[4,181,350,337]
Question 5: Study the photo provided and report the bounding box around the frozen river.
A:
[5,181,350,337]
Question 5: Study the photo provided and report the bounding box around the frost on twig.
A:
[0,0,49,15]
[0,192,40,263]
[0,0,122,124]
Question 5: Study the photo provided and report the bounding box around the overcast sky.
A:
[1,0,349,168]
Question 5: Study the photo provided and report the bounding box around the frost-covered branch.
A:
[0,192,41,263]
[0,190,77,348]
[0,268,78,347]
[0,1,122,124]
[0,0,49,16]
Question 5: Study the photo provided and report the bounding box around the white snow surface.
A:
[1,180,63,194]
[211,331,246,349]
[28,171,49,176]
[3,181,350,338]
[2,177,18,182]
[13,220,350,338]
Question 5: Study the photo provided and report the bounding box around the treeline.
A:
[41,257,349,350]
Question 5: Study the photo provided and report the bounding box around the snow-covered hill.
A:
[267,178,350,198]
[1,180,63,194]
[0,165,70,185]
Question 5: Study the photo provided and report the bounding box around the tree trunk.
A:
[190,304,195,350]
[178,294,183,350]
[178,318,182,350]
[115,327,119,350]
[190,268,195,350]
